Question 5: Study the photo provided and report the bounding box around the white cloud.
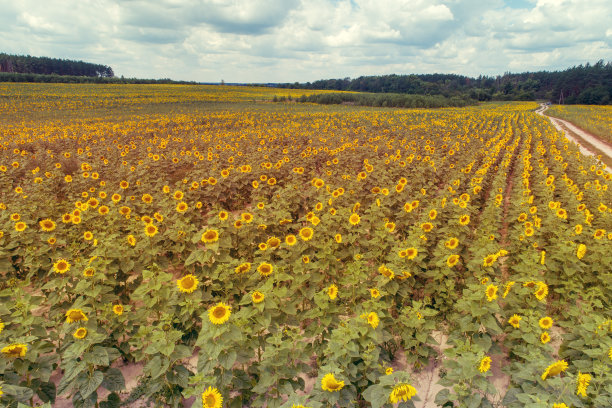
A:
[0,0,609,82]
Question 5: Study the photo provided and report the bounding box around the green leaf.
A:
[83,346,109,366]
[79,370,104,399]
[37,381,57,403]
[102,368,125,392]
[1,384,34,402]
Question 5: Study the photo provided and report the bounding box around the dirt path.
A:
[536,105,612,172]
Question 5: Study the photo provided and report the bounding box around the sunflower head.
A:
[252,291,264,304]
[201,386,223,408]
[113,304,124,316]
[73,327,87,339]
[201,229,219,244]
[479,356,492,373]
[348,213,360,225]
[208,302,231,325]
[508,314,521,328]
[177,274,199,293]
[321,373,344,392]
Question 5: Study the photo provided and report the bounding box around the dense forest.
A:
[273,92,474,109]
[0,53,114,77]
[277,60,612,105]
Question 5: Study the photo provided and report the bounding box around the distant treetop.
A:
[0,53,114,77]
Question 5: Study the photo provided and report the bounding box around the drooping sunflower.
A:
[53,259,71,274]
[534,282,548,301]
[576,372,591,397]
[447,254,460,268]
[479,356,492,373]
[65,309,88,323]
[576,243,586,259]
[73,327,87,339]
[502,281,515,298]
[485,284,498,302]
[299,227,314,241]
[201,229,219,244]
[378,265,394,279]
[252,291,264,304]
[508,314,521,329]
[39,219,56,232]
[1,343,28,358]
[389,383,417,403]
[541,360,568,380]
[177,274,199,293]
[321,373,344,392]
[327,284,338,300]
[201,386,223,408]
[208,302,231,325]
[349,213,360,226]
[257,262,273,277]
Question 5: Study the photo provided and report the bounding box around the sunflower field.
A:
[0,84,611,408]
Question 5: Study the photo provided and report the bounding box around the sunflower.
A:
[539,316,553,329]
[98,205,109,215]
[482,254,496,267]
[367,312,379,329]
[39,219,56,232]
[553,404,569,408]
[479,356,492,373]
[447,254,460,268]
[62,213,72,223]
[252,291,264,303]
[370,288,380,298]
[1,343,27,358]
[594,229,605,239]
[127,235,136,246]
[266,236,281,248]
[349,213,360,225]
[428,209,437,220]
[53,259,71,274]
[83,231,94,241]
[334,234,342,243]
[0,318,4,334]
[119,180,129,189]
[176,202,188,213]
[405,247,418,260]
[378,264,394,279]
[15,222,27,232]
[445,237,459,249]
[508,314,521,329]
[173,190,184,200]
[201,386,223,408]
[111,193,122,203]
[540,332,551,344]
[10,213,20,221]
[534,282,548,301]
[66,309,88,323]
[576,243,586,259]
[421,222,434,232]
[201,229,219,244]
[459,215,470,225]
[403,202,413,212]
[218,211,228,221]
[485,284,498,302]
[144,224,158,237]
[299,227,314,241]
[241,212,253,223]
[576,372,591,397]
[541,360,568,380]
[389,383,417,403]
[112,304,124,316]
[575,224,583,234]
[327,284,338,300]
[83,267,95,277]
[73,327,87,339]
[177,274,199,293]
[235,262,251,274]
[257,263,273,277]
[208,302,231,325]
[321,373,344,392]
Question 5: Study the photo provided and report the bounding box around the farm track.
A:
[537,105,612,171]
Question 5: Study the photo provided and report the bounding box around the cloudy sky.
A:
[1,0,610,82]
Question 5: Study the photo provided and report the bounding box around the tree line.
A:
[273,92,473,109]
[276,60,612,105]
[0,53,114,77]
